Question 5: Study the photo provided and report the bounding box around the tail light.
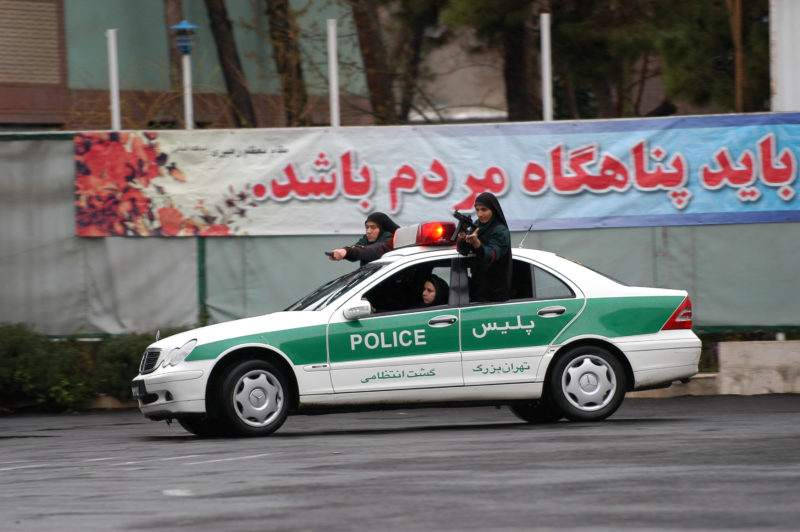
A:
[662,297,693,330]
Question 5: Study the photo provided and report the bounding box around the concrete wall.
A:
[718,340,800,395]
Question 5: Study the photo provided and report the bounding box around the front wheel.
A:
[548,346,626,422]
[218,360,290,437]
[178,416,226,437]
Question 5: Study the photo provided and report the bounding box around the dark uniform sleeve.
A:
[474,225,510,266]
[344,239,393,263]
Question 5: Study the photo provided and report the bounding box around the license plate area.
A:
[131,380,147,400]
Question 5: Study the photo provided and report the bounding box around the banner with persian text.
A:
[74,113,800,236]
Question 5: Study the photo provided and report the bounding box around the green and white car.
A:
[132,221,700,437]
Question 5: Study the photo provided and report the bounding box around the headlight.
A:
[162,339,197,367]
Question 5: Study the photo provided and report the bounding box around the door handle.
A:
[428,315,458,327]
[538,306,567,317]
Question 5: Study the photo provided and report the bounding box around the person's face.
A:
[365,221,381,243]
[475,204,493,224]
[422,281,436,304]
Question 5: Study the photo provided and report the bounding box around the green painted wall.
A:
[63,0,365,94]
[66,0,171,90]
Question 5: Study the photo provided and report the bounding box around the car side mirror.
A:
[343,300,372,320]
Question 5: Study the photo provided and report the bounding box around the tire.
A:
[548,345,626,422]
[509,396,563,424]
[217,359,290,437]
[177,416,226,437]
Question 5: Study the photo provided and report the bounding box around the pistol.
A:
[452,211,476,237]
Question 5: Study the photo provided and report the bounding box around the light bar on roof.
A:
[393,221,457,248]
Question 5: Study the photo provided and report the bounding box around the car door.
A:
[460,258,585,385]
[327,258,462,393]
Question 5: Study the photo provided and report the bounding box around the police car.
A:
[132,221,700,437]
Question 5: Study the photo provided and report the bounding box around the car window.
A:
[285,264,382,311]
[509,259,534,300]
[364,259,452,314]
[533,266,575,300]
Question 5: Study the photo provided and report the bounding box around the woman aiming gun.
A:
[328,212,399,266]
[456,192,511,301]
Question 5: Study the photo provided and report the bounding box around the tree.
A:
[163,0,184,91]
[343,0,451,123]
[348,0,397,123]
[162,0,185,126]
[389,0,449,121]
[654,0,769,112]
[204,0,258,127]
[550,0,661,118]
[724,0,745,112]
[266,0,311,126]
[443,0,543,121]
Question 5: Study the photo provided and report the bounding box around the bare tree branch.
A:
[348,0,397,123]
[266,0,311,126]
[205,0,258,127]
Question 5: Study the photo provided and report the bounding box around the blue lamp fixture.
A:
[171,19,199,55]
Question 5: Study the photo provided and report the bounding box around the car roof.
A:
[382,244,565,266]
[376,244,646,298]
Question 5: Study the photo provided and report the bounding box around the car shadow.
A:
[138,416,689,441]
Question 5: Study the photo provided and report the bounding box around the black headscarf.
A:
[366,212,400,234]
[422,274,449,306]
[474,192,508,229]
[354,212,400,247]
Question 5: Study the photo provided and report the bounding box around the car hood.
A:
[149,311,328,351]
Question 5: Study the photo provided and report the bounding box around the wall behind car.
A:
[1,133,798,335]
[0,137,198,334]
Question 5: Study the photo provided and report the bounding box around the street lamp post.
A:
[171,19,199,130]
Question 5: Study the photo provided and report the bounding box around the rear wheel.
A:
[548,345,626,422]
[218,360,290,437]
[509,396,563,424]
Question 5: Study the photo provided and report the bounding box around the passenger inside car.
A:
[419,274,449,307]
[364,259,452,313]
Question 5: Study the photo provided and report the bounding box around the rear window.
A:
[509,259,575,301]
[534,267,575,300]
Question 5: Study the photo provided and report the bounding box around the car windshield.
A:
[285,263,383,311]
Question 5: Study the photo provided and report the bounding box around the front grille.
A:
[139,349,162,374]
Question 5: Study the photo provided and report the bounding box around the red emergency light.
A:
[393,221,457,248]
[416,221,456,245]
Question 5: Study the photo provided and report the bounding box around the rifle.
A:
[452,211,476,238]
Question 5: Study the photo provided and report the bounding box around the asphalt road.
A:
[1,395,799,531]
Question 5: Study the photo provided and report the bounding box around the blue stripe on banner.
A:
[509,210,800,231]
[361,113,800,139]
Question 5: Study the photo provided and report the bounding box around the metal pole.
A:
[770,0,800,111]
[540,13,553,122]
[327,18,341,127]
[182,53,194,130]
[106,29,121,130]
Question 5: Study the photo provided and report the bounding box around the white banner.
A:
[74,115,800,237]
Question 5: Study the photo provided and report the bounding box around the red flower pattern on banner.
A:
[74,132,235,236]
